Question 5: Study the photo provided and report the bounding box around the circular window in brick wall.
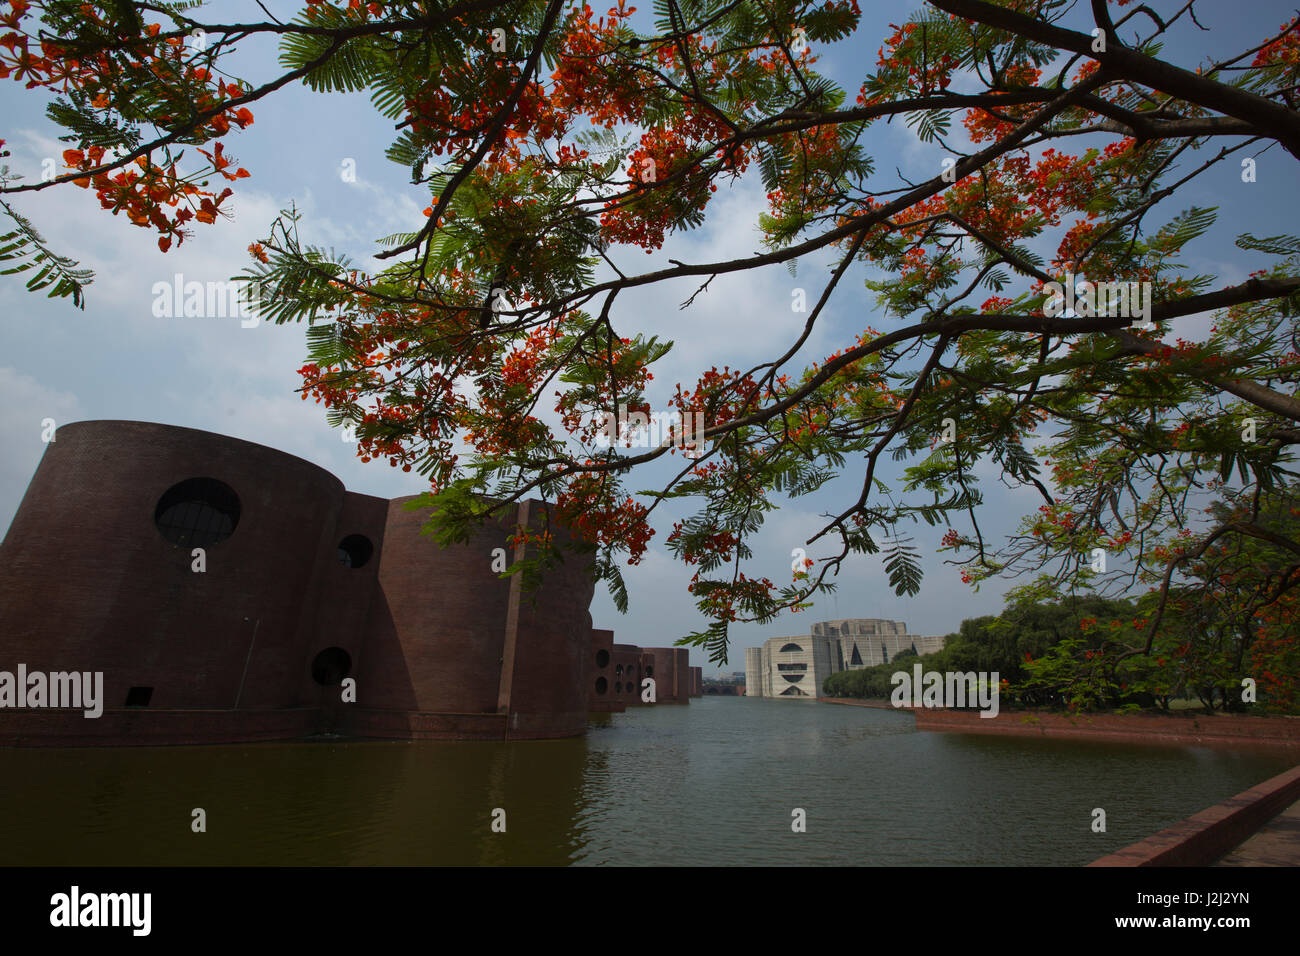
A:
[154,478,240,548]
[337,534,374,568]
[595,677,608,695]
[311,647,352,686]
[596,650,610,669]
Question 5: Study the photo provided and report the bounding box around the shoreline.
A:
[817,697,1300,748]
[819,695,1300,865]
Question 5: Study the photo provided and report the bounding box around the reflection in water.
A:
[1,738,590,866]
[0,698,1293,865]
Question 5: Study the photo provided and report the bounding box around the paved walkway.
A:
[1216,797,1300,866]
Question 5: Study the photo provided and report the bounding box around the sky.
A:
[1,0,1297,675]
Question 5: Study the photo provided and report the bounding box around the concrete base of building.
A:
[0,708,322,747]
[0,705,593,746]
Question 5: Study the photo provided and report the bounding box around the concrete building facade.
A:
[811,619,945,668]
[746,619,947,699]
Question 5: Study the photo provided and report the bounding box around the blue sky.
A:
[2,0,1297,674]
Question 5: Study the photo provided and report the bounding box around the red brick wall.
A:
[299,490,389,721]
[913,707,1300,746]
[0,422,608,743]
[642,647,690,702]
[357,494,512,715]
[611,644,644,706]
[501,508,595,739]
[587,629,625,713]
[0,420,354,713]
[343,708,508,741]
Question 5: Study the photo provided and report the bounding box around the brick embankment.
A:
[820,697,1300,747]
[1216,797,1300,866]
[818,697,907,711]
[1090,763,1300,866]
[913,707,1300,748]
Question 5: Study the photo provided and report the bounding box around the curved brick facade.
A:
[0,421,605,744]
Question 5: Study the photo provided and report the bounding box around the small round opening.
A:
[337,534,374,568]
[595,677,608,695]
[154,477,240,548]
[311,647,352,686]
[595,649,610,669]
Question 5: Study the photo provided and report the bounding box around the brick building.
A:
[0,421,695,745]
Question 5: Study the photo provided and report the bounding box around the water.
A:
[1,698,1293,865]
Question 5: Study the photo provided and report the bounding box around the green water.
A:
[1,698,1293,865]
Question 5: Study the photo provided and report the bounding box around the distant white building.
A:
[745,619,946,698]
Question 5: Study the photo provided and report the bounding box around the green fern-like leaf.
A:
[883,540,924,597]
[906,109,952,144]
[1235,232,1300,256]
[0,200,94,308]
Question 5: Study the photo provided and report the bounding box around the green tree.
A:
[5,1,1300,665]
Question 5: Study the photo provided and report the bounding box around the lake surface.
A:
[1,697,1294,865]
